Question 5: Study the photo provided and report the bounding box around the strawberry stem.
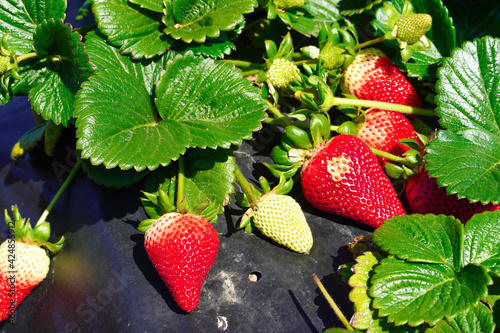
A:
[333,97,435,117]
[241,69,261,77]
[263,116,309,129]
[234,165,259,210]
[16,52,37,62]
[224,59,264,70]
[293,59,317,66]
[355,36,389,50]
[177,155,186,208]
[264,99,294,127]
[35,160,81,226]
[312,274,354,331]
[369,146,415,167]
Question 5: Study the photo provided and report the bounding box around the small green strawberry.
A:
[266,58,301,90]
[273,0,305,11]
[319,45,346,71]
[0,55,10,76]
[393,13,432,46]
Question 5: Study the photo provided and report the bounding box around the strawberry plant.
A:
[1,0,500,331]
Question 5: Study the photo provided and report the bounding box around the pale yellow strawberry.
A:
[266,58,301,90]
[0,240,50,321]
[253,193,313,253]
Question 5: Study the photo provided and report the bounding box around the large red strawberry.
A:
[405,169,500,223]
[357,108,423,166]
[341,48,422,109]
[144,212,219,312]
[300,134,406,228]
[0,206,64,322]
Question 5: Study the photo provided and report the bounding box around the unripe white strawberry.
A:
[320,45,346,71]
[0,55,10,75]
[0,206,63,322]
[0,240,50,321]
[393,13,432,45]
[253,193,313,253]
[266,58,301,90]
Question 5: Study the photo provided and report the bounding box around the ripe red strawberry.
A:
[144,213,219,312]
[300,134,406,227]
[405,169,500,223]
[341,48,422,109]
[357,108,423,166]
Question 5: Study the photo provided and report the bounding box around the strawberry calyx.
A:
[4,205,64,254]
[0,33,22,90]
[265,113,331,180]
[238,174,293,232]
[139,188,220,233]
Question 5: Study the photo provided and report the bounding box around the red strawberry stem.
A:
[312,274,354,331]
[333,97,435,117]
[234,165,258,210]
[35,160,82,226]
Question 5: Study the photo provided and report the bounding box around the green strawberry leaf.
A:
[426,36,500,204]
[426,303,495,333]
[443,0,500,47]
[81,158,150,188]
[369,256,490,326]
[74,68,191,171]
[154,53,265,149]
[373,214,463,270]
[0,0,65,55]
[348,252,424,332]
[172,31,236,59]
[29,19,93,126]
[74,53,264,171]
[278,0,341,37]
[128,0,164,13]
[84,31,176,94]
[462,211,500,276]
[162,0,257,43]
[338,0,383,16]
[348,251,380,330]
[91,0,172,59]
[144,147,235,220]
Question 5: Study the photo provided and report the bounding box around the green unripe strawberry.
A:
[266,58,301,90]
[252,193,313,253]
[394,13,432,45]
[0,55,10,75]
[320,45,346,71]
[273,0,305,10]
